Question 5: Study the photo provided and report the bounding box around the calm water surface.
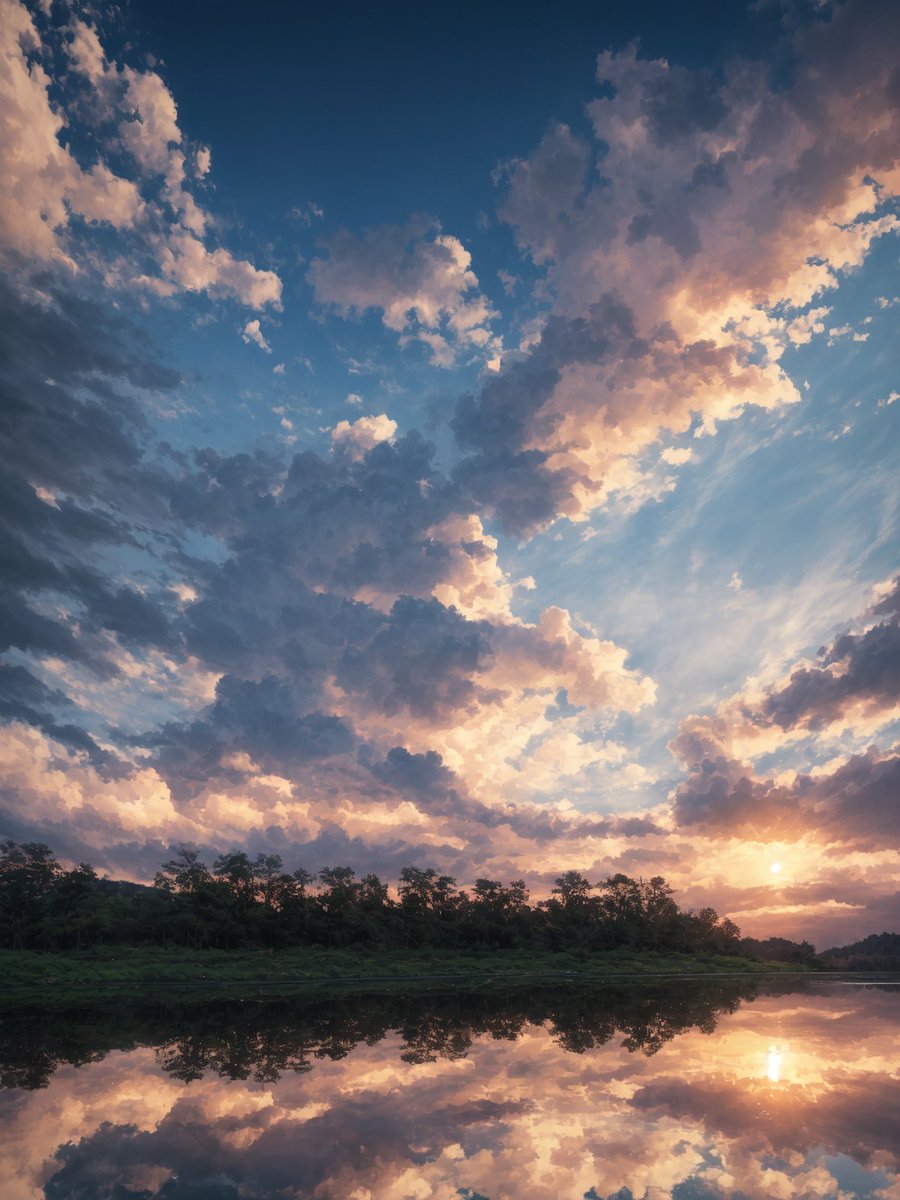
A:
[1,977,898,1199]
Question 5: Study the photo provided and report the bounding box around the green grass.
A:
[0,945,808,995]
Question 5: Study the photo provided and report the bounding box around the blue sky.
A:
[1,0,898,946]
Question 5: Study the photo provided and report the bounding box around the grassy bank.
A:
[0,945,808,994]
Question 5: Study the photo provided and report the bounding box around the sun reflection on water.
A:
[766,1044,784,1083]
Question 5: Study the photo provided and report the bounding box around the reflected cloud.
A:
[1,980,898,1199]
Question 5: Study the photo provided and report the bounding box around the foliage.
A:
[0,974,802,1090]
[739,935,820,966]
[0,839,816,961]
[820,932,900,971]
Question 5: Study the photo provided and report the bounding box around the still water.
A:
[1,977,898,1199]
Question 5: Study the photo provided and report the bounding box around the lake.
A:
[1,976,898,1199]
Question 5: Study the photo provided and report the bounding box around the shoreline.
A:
[0,946,832,999]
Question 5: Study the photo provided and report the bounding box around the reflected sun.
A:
[767,1044,783,1083]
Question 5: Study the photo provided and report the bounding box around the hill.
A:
[821,932,900,971]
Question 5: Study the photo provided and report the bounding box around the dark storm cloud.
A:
[760,581,900,731]
[366,744,513,828]
[169,419,470,599]
[673,746,900,850]
[335,597,498,720]
[369,745,462,803]
[150,674,354,794]
[0,275,184,693]
[640,67,728,145]
[813,750,900,848]
[630,1072,900,1169]
[871,577,900,618]
[0,663,111,763]
[0,278,177,498]
[626,202,702,260]
[450,302,636,534]
[0,270,654,863]
[452,446,574,537]
[366,744,664,846]
[670,579,900,847]
[0,271,651,861]
[448,297,785,535]
[43,1089,529,1200]
[177,570,502,735]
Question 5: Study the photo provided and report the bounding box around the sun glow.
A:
[769,861,783,875]
[766,1044,784,1083]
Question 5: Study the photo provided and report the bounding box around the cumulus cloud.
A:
[452,1,899,532]
[160,429,655,819]
[330,413,398,458]
[0,257,657,880]
[242,319,272,352]
[66,18,108,84]
[148,229,282,308]
[670,579,900,848]
[1,0,896,943]
[309,217,501,366]
[0,274,190,717]
[0,3,281,307]
[194,145,211,176]
[1,3,144,265]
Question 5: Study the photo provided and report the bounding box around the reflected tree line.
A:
[0,976,800,1091]
[0,840,755,956]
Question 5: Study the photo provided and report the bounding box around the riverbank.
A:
[0,945,810,995]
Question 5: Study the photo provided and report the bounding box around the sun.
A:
[769,861,783,875]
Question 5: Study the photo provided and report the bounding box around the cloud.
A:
[66,18,108,85]
[330,413,398,458]
[672,742,900,848]
[0,257,656,878]
[0,663,111,765]
[0,274,190,710]
[159,428,654,814]
[761,594,900,733]
[1,4,281,308]
[670,580,900,849]
[0,0,895,944]
[675,577,900,760]
[288,200,324,225]
[1,4,144,265]
[119,65,182,177]
[241,319,272,353]
[660,446,693,466]
[451,1,899,532]
[148,230,282,308]
[309,217,501,366]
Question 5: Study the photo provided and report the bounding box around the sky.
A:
[1,0,898,947]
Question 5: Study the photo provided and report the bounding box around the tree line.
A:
[820,932,900,971]
[2,977,782,1090]
[1,838,775,958]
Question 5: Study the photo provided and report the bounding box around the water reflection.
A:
[0,978,897,1199]
[766,1043,783,1083]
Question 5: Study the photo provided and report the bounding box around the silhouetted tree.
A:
[0,840,768,958]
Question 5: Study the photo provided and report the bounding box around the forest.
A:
[0,838,761,956]
[0,838,828,963]
[1,976,786,1090]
